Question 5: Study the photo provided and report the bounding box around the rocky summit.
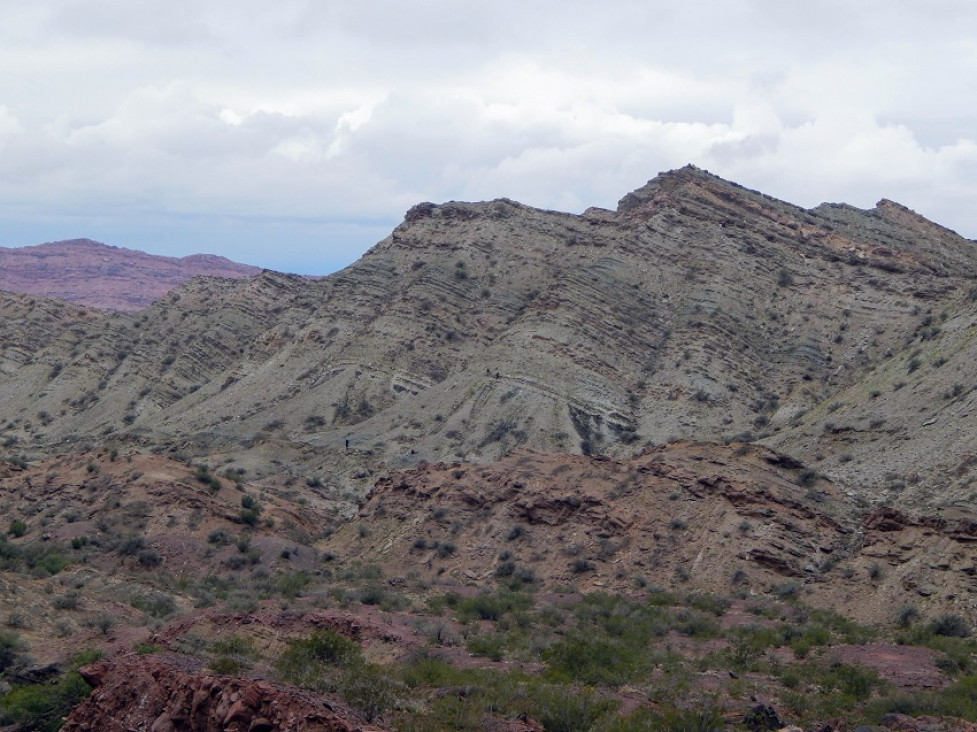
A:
[3,166,977,730]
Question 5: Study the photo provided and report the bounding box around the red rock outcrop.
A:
[63,655,386,732]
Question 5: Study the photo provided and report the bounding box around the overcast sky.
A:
[1,1,975,274]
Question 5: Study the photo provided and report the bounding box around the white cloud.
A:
[0,1,975,271]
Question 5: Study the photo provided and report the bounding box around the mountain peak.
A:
[615,164,751,217]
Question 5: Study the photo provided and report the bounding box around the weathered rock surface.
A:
[63,655,384,731]
[2,167,977,511]
[322,442,977,624]
[0,452,336,664]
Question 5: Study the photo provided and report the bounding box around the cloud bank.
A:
[1,1,975,272]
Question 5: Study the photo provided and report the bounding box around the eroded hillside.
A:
[5,168,977,729]
[1,167,977,514]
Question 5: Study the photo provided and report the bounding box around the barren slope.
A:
[0,238,261,310]
[1,166,976,510]
[321,442,977,626]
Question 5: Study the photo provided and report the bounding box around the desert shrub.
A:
[341,663,397,721]
[239,507,261,526]
[543,633,642,686]
[456,592,531,622]
[0,631,25,673]
[0,649,101,732]
[210,655,244,675]
[275,629,364,692]
[780,661,884,721]
[495,560,516,578]
[897,605,919,628]
[797,468,819,487]
[399,652,462,688]
[790,624,832,658]
[686,594,732,616]
[931,614,972,638]
[358,584,402,608]
[194,465,221,492]
[571,558,594,573]
[281,629,361,669]
[89,614,117,635]
[7,520,26,538]
[210,634,259,674]
[0,537,20,568]
[21,545,70,576]
[277,571,310,599]
[223,592,257,613]
[137,549,162,568]
[865,673,977,722]
[822,662,882,699]
[207,529,233,546]
[224,554,248,570]
[774,581,800,599]
[4,612,28,630]
[604,704,724,732]
[130,591,176,618]
[523,683,618,732]
[52,592,81,611]
[117,535,146,556]
[674,610,720,639]
[506,565,539,589]
[466,633,505,661]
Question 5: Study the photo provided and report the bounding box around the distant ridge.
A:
[0,238,262,310]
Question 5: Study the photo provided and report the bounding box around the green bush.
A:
[277,571,311,599]
[129,591,176,618]
[466,633,505,661]
[865,673,977,722]
[194,465,221,492]
[458,591,533,623]
[543,633,641,686]
[0,631,25,673]
[522,683,618,732]
[21,545,70,576]
[603,704,724,731]
[276,628,363,689]
[400,652,462,688]
[341,662,397,722]
[239,507,261,526]
[931,614,972,638]
[0,650,101,732]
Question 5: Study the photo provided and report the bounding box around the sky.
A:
[0,1,975,275]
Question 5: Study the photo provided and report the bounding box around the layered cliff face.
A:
[323,442,977,625]
[5,167,977,730]
[2,166,976,511]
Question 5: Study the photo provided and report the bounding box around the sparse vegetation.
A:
[0,649,101,731]
[6,172,977,730]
